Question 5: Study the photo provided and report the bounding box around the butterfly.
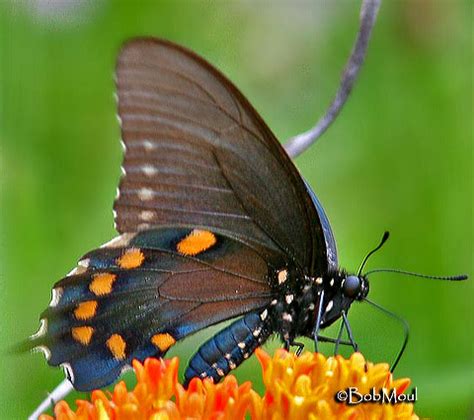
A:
[26,38,399,392]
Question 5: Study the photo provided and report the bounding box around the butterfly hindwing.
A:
[29,227,274,391]
[114,38,330,275]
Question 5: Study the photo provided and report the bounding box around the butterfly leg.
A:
[342,310,358,351]
[312,289,325,352]
[292,341,305,356]
[316,335,352,347]
[282,340,304,356]
[340,311,367,370]
[183,311,271,387]
[334,319,345,355]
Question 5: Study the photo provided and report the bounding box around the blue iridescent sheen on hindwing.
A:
[304,179,338,271]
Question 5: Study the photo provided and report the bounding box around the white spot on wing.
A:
[67,267,78,276]
[285,294,294,304]
[315,277,323,285]
[33,345,51,360]
[138,188,154,201]
[67,264,87,276]
[100,233,135,248]
[325,300,334,313]
[330,278,335,287]
[49,287,63,307]
[141,165,158,177]
[78,258,90,268]
[140,210,154,222]
[260,309,268,321]
[143,140,155,150]
[120,138,127,153]
[31,319,48,340]
[67,259,88,276]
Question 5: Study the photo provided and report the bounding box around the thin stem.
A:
[284,0,381,158]
[29,379,74,420]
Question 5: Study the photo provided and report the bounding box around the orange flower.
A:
[256,348,418,420]
[39,350,418,420]
[39,357,260,420]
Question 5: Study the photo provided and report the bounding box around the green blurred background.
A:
[1,1,472,418]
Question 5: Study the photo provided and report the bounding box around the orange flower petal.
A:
[40,350,417,420]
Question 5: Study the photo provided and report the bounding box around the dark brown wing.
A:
[114,38,327,274]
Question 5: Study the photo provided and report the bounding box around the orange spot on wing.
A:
[117,248,145,269]
[151,333,176,352]
[89,273,117,296]
[72,326,94,345]
[74,301,98,320]
[177,229,217,256]
[106,334,126,360]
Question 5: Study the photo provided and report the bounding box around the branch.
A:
[284,0,381,158]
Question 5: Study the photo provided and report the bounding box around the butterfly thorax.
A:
[267,268,369,344]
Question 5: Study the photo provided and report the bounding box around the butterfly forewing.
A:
[114,38,329,274]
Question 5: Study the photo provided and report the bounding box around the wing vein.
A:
[117,202,251,220]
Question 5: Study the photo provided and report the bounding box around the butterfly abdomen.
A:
[184,311,271,387]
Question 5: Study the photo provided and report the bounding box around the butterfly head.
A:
[317,272,369,328]
[317,231,390,326]
[341,274,369,300]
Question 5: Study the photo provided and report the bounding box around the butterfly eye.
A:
[342,276,361,298]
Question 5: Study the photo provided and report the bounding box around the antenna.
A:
[357,231,390,275]
[364,268,468,281]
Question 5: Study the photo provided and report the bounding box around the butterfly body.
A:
[28,38,369,392]
[266,269,369,341]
